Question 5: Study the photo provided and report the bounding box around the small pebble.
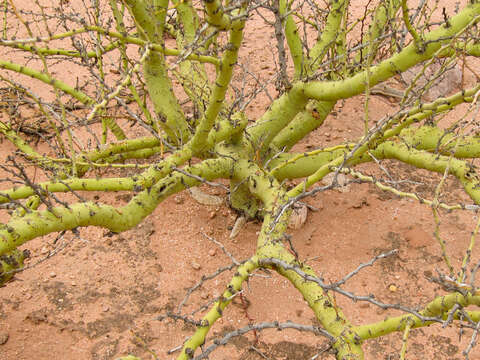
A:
[102,305,110,312]
[388,284,398,292]
[71,281,77,286]
[49,272,56,278]
[200,292,209,300]
[208,249,216,256]
[209,211,216,219]
[191,261,201,270]
[41,246,49,255]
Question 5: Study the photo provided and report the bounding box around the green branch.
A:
[401,0,424,52]
[302,3,480,101]
[267,0,350,155]
[173,0,211,118]
[226,155,364,358]
[354,0,402,64]
[378,141,480,204]
[110,0,157,132]
[0,121,68,175]
[308,0,349,73]
[0,59,94,105]
[123,0,164,43]
[0,158,231,255]
[2,40,121,59]
[178,257,259,360]
[246,86,308,157]
[261,252,364,359]
[0,177,137,204]
[268,82,480,181]
[269,100,335,152]
[279,0,304,77]
[355,292,480,340]
[125,1,191,144]
[271,129,480,204]
[203,0,231,30]
[0,249,28,286]
[0,25,219,64]
[190,11,246,154]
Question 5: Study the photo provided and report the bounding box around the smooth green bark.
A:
[0,158,231,255]
[302,3,480,101]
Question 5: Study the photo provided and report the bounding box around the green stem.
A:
[0,59,93,105]
[269,100,335,152]
[308,0,349,73]
[0,25,220,65]
[355,292,480,340]
[190,13,246,154]
[279,0,304,77]
[203,0,231,30]
[302,3,480,101]
[0,177,137,204]
[401,0,423,52]
[177,257,259,360]
[246,86,308,158]
[0,158,231,255]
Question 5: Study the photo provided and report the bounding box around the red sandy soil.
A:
[1,1,480,359]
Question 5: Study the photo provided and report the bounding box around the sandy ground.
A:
[1,1,480,359]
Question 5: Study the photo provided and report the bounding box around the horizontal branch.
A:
[0,59,94,105]
[268,82,480,181]
[0,158,231,255]
[2,40,121,59]
[0,177,137,204]
[0,26,220,64]
[355,292,480,340]
[272,132,480,203]
[378,141,480,203]
[301,3,480,101]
